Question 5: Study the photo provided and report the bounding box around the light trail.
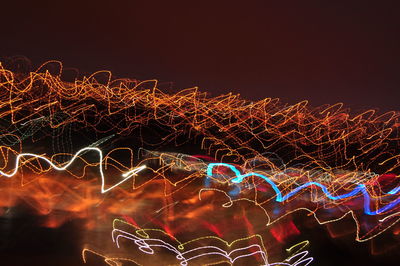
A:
[207,163,400,215]
[111,227,313,266]
[0,147,146,193]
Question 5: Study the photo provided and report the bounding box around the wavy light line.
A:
[0,147,146,193]
[206,163,400,215]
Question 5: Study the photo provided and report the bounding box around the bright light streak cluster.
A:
[0,60,399,264]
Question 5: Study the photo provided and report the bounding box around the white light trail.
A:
[0,147,146,193]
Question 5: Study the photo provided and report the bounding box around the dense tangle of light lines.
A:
[206,163,400,216]
[1,60,400,178]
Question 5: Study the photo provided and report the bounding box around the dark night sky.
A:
[1,0,400,111]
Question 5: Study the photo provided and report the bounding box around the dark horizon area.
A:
[1,1,400,110]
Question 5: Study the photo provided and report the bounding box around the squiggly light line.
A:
[0,147,146,193]
[206,163,400,215]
